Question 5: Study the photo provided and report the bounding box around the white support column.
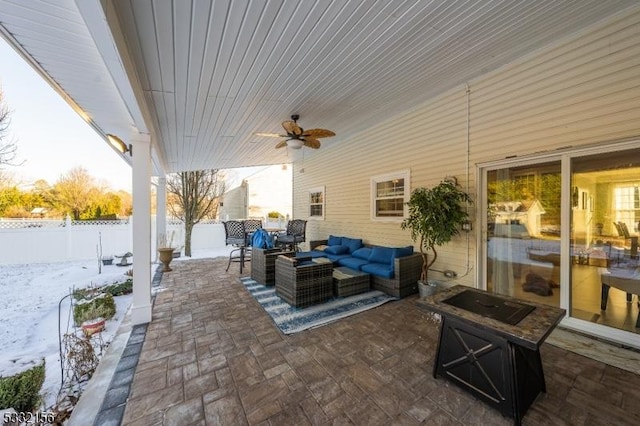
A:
[131,135,152,325]
[156,176,167,258]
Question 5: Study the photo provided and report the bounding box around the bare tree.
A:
[0,88,20,168]
[167,170,226,256]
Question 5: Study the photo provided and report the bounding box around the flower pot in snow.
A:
[81,317,105,336]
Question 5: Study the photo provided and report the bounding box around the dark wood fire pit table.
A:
[416,285,565,426]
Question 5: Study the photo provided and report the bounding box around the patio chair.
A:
[275,255,333,307]
[276,219,307,252]
[251,247,294,285]
[617,222,639,259]
[600,265,640,327]
[243,219,263,244]
[223,220,249,273]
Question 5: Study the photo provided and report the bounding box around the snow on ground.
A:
[0,247,232,409]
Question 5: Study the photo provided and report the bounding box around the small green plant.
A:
[73,293,116,325]
[104,279,133,296]
[267,211,282,218]
[73,279,132,300]
[72,286,100,301]
[0,360,45,412]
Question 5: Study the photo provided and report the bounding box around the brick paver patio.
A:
[121,258,640,425]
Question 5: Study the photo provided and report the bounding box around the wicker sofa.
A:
[299,236,423,298]
[274,255,334,307]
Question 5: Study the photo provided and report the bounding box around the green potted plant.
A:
[401,178,472,297]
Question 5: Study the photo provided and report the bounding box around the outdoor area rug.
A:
[240,277,397,334]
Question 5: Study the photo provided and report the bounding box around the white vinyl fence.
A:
[0,217,231,265]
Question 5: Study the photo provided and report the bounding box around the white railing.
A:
[0,218,66,229]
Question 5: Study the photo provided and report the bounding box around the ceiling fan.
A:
[255,114,335,149]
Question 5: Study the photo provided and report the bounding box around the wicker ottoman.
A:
[333,266,370,297]
[275,256,333,307]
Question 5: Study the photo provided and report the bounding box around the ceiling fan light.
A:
[287,139,303,149]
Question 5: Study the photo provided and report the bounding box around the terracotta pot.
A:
[81,318,105,336]
[158,247,174,272]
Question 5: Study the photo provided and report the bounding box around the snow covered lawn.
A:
[0,260,134,408]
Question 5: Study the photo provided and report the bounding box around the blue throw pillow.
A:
[343,237,363,254]
[393,246,414,258]
[328,235,342,246]
[368,246,394,265]
[352,247,372,260]
[325,245,349,255]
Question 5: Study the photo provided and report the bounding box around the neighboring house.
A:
[30,207,47,218]
[218,165,292,220]
[491,200,545,238]
[218,180,248,221]
[245,165,292,220]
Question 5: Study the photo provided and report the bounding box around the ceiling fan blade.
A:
[282,120,303,136]
[303,138,321,149]
[275,140,288,149]
[301,128,335,138]
[255,132,285,138]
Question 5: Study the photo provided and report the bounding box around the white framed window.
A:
[371,170,410,221]
[614,185,640,227]
[309,186,325,220]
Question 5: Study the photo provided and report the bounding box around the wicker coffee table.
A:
[333,266,370,297]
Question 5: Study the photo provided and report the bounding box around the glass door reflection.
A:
[571,149,640,334]
[486,161,562,308]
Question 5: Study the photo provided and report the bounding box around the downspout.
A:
[459,82,473,277]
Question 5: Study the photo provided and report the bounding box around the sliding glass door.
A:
[485,161,562,308]
[570,149,640,335]
[481,142,640,346]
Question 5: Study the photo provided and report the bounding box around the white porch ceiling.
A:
[0,0,637,174]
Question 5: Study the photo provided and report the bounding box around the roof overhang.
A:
[0,0,637,175]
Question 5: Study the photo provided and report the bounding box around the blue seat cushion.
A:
[338,257,370,270]
[328,235,343,246]
[352,247,372,260]
[324,253,351,263]
[368,246,394,265]
[342,237,363,254]
[296,250,327,258]
[325,245,349,255]
[361,262,394,279]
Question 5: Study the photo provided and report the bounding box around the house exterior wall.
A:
[292,7,640,287]
[218,180,248,220]
[218,165,292,221]
[245,165,293,219]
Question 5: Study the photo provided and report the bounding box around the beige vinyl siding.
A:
[293,7,640,287]
[470,7,640,161]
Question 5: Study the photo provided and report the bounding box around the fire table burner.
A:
[442,290,535,325]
